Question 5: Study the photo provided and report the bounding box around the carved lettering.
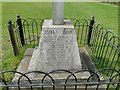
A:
[62,29,72,34]
[44,29,72,35]
[45,30,55,35]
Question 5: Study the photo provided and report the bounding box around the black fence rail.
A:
[70,17,120,72]
[8,16,44,56]
[90,23,120,72]
[0,68,120,90]
[7,15,120,77]
[21,17,44,46]
[8,16,120,71]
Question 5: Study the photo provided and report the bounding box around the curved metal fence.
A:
[0,68,120,90]
[71,18,120,72]
[8,16,120,71]
[90,24,120,72]
[7,16,120,90]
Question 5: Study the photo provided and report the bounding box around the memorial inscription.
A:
[28,20,81,72]
[27,0,81,77]
[42,28,73,63]
[34,20,81,72]
[44,29,73,35]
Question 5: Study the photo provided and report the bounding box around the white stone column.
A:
[52,0,64,25]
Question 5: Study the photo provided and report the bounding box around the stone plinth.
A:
[28,20,81,73]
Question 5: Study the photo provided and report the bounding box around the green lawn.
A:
[1,2,118,72]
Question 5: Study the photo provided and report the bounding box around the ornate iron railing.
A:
[0,68,120,90]
[8,16,120,71]
[6,16,120,90]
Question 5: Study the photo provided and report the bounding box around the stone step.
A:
[13,47,96,81]
[12,48,34,81]
[11,47,106,90]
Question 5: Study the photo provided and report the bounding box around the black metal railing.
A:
[8,16,120,71]
[90,24,120,71]
[71,17,120,72]
[21,18,44,45]
[0,68,120,90]
[8,16,44,56]
[6,16,120,89]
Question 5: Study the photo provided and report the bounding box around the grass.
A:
[65,2,118,35]
[2,2,52,72]
[1,2,119,80]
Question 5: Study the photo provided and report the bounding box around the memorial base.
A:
[28,20,81,73]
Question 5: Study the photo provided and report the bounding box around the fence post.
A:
[17,15,25,46]
[87,16,95,46]
[8,21,19,56]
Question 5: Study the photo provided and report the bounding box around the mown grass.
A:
[2,2,52,72]
[1,2,119,80]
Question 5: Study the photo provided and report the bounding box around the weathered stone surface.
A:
[79,47,97,72]
[79,47,98,80]
[13,48,34,81]
[13,47,106,90]
[13,47,98,81]
[24,48,35,56]
[28,20,81,73]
